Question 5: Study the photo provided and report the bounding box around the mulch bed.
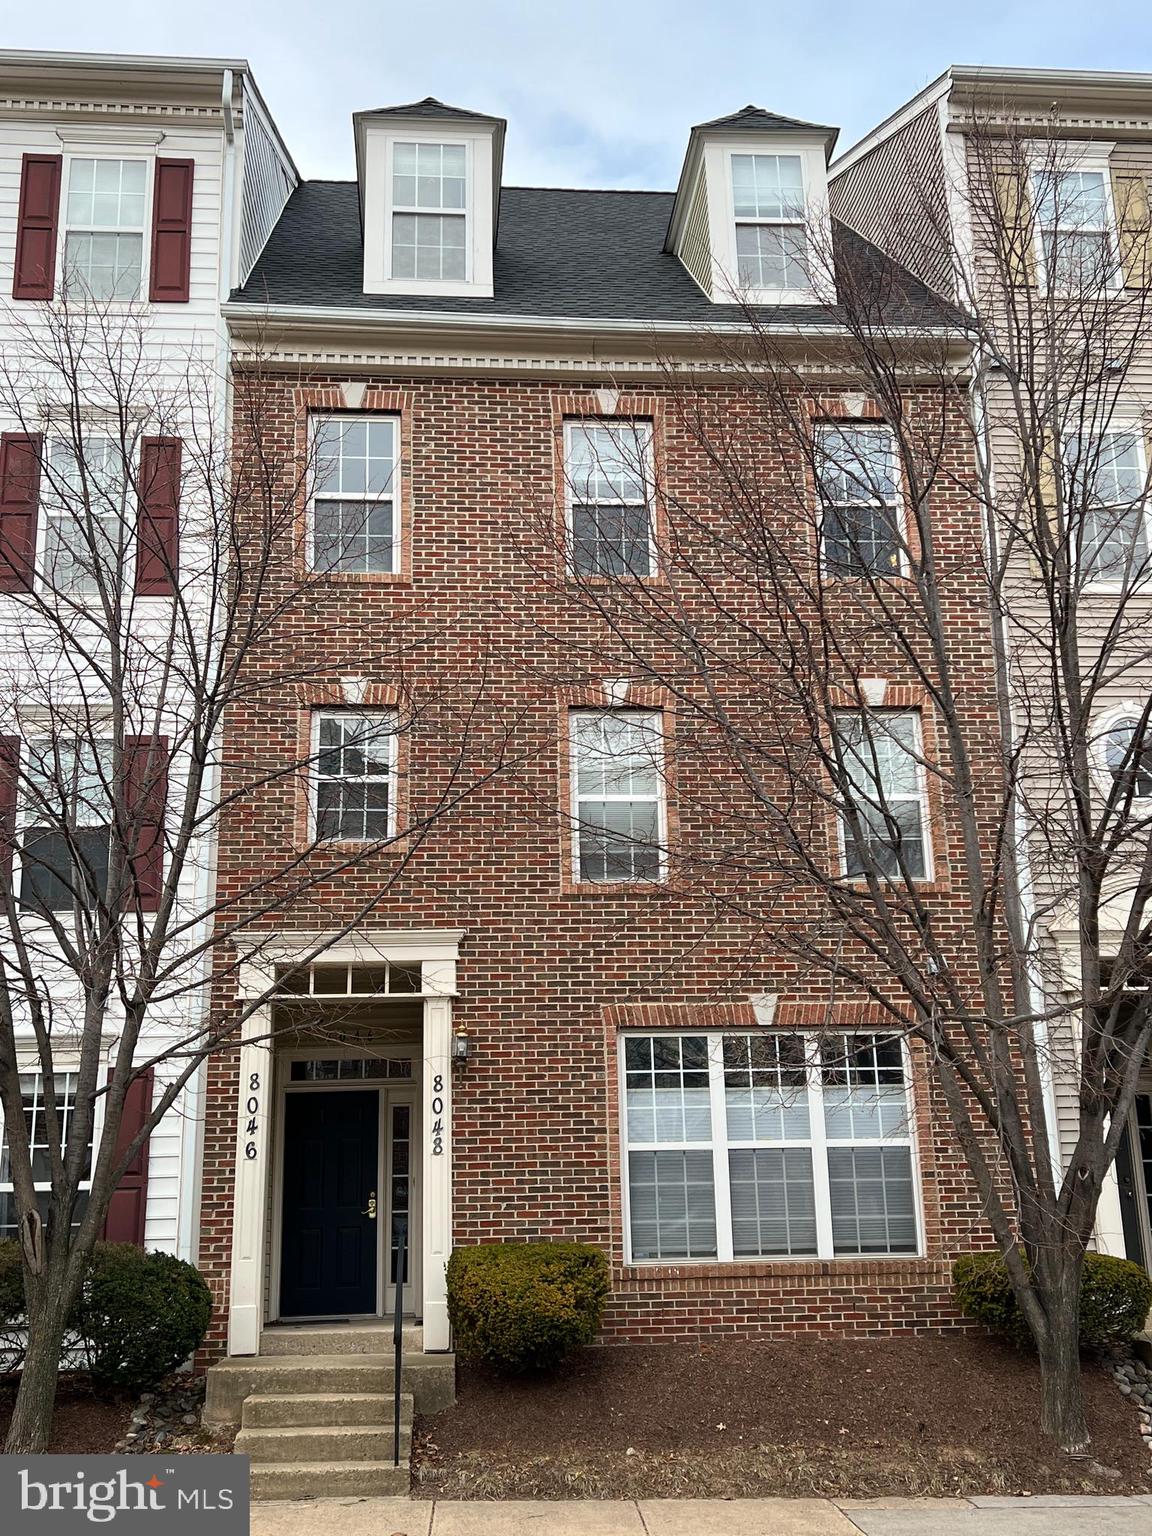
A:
[0,1376,132,1454]
[412,1334,1152,1500]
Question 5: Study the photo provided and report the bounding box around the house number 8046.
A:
[244,1071,261,1160]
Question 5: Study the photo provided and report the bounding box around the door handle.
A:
[362,1192,377,1220]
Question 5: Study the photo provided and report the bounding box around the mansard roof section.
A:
[693,103,840,153]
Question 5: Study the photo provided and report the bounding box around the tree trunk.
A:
[4,1274,74,1454]
[1036,1274,1090,1454]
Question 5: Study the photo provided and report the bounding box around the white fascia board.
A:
[830,71,954,180]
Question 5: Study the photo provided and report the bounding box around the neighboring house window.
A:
[570,710,665,883]
[1034,168,1116,291]
[816,423,902,576]
[0,1072,93,1238]
[834,712,929,879]
[731,153,808,291]
[62,158,147,301]
[1103,714,1152,799]
[1067,429,1148,583]
[311,416,398,574]
[391,142,466,281]
[565,420,655,577]
[41,437,124,595]
[622,1031,918,1262]
[314,711,396,842]
[20,739,113,911]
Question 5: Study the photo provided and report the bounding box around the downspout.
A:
[968,346,1063,1183]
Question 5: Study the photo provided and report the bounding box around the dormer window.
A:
[731,154,808,290]
[391,142,467,281]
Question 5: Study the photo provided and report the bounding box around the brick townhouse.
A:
[194,86,1002,1416]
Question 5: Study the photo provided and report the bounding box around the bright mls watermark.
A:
[2,1456,248,1532]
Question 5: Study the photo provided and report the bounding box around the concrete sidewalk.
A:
[250,1493,1152,1536]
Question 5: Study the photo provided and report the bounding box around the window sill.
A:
[306,570,412,586]
[563,877,670,897]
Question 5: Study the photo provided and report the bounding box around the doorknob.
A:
[362,1192,377,1220]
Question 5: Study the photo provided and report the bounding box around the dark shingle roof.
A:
[231,181,950,330]
[355,96,503,123]
[693,104,836,135]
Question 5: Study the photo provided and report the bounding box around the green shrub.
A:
[0,1240,27,1372]
[73,1244,212,1392]
[953,1249,1152,1349]
[447,1241,610,1372]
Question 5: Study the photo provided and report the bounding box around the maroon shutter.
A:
[12,153,61,301]
[0,432,41,592]
[101,1067,154,1246]
[149,159,194,303]
[124,736,168,912]
[0,736,19,881]
[136,438,181,595]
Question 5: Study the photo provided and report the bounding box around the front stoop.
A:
[204,1331,455,1502]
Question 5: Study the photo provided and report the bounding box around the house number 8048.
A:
[430,1074,444,1156]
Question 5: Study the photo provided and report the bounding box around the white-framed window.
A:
[61,157,148,301]
[0,1071,96,1238]
[20,738,114,912]
[621,1031,920,1263]
[1100,711,1152,800]
[1033,164,1118,292]
[40,436,126,595]
[313,711,397,842]
[564,420,655,578]
[570,710,665,883]
[310,415,399,574]
[731,152,809,292]
[834,711,930,880]
[1065,427,1149,584]
[390,141,467,282]
[815,423,903,577]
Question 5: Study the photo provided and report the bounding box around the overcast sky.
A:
[7,1,1152,187]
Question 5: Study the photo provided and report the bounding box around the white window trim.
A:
[618,1030,924,1266]
[1069,421,1150,594]
[310,709,399,845]
[56,149,156,307]
[0,1067,105,1238]
[815,421,907,578]
[1028,141,1121,296]
[308,413,401,575]
[569,708,668,885]
[362,123,495,299]
[834,710,934,883]
[562,419,656,579]
[703,138,834,306]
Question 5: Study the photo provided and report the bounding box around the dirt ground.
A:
[412,1335,1152,1500]
[0,1377,131,1454]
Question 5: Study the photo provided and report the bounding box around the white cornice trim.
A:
[55,124,164,145]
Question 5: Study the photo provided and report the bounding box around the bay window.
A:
[622,1031,919,1263]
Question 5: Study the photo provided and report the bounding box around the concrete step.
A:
[259,1323,422,1356]
[241,1390,410,1429]
[250,1461,409,1501]
[235,1422,412,1464]
[204,1351,455,1424]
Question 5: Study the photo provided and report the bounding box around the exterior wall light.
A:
[452,1031,472,1063]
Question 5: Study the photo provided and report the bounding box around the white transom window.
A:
[391,142,467,282]
[313,711,397,842]
[62,158,147,301]
[621,1031,919,1263]
[731,153,809,292]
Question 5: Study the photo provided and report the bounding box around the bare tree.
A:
[518,115,1152,1453]
[0,298,511,1452]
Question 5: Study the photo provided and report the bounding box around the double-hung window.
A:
[62,158,147,301]
[565,421,655,577]
[731,153,809,292]
[1067,428,1148,583]
[20,739,114,912]
[1034,167,1117,291]
[311,415,398,574]
[570,710,665,883]
[391,142,467,282]
[834,712,929,880]
[41,437,125,595]
[622,1031,919,1263]
[0,1072,94,1238]
[314,711,396,842]
[816,423,903,576]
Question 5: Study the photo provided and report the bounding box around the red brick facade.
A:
[197,365,998,1352]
